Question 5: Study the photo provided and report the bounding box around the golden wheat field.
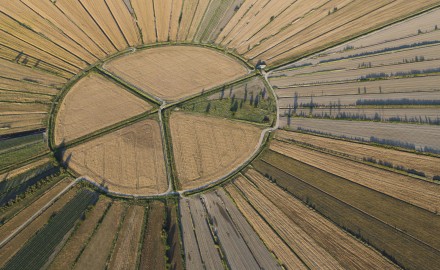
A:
[54,73,152,145]
[63,119,168,195]
[169,112,262,190]
[104,46,248,101]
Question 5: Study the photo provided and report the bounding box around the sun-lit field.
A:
[1,1,439,269]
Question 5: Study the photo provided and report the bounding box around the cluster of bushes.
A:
[320,40,440,63]
[362,157,426,177]
[361,67,440,80]
[356,98,440,106]
[0,168,61,211]
[295,128,440,155]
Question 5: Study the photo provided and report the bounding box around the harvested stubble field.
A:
[285,117,440,151]
[204,190,281,270]
[224,184,308,270]
[273,44,440,80]
[251,0,440,66]
[64,119,168,195]
[186,0,210,41]
[53,0,116,55]
[253,150,440,270]
[168,0,184,41]
[247,168,401,269]
[108,204,145,270]
[54,73,152,145]
[270,140,440,213]
[0,114,47,136]
[153,0,173,42]
[105,0,141,47]
[322,7,440,56]
[104,46,248,101]
[275,130,440,178]
[19,0,106,60]
[0,186,78,267]
[79,0,128,51]
[0,59,66,88]
[139,201,166,270]
[48,196,112,270]
[0,78,59,96]
[0,2,89,72]
[73,201,126,270]
[170,112,262,190]
[233,175,346,269]
[131,0,157,44]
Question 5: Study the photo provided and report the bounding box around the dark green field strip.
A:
[0,142,48,171]
[3,189,98,270]
[0,132,44,152]
[252,151,440,270]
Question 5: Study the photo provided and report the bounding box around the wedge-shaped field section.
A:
[104,46,248,102]
[63,119,168,195]
[55,73,152,145]
[170,112,262,190]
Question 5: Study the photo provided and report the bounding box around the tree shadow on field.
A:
[54,140,71,168]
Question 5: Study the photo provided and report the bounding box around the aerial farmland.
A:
[0,1,439,269]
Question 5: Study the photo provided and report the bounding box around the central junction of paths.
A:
[51,45,278,198]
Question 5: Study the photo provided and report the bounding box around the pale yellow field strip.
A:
[105,0,142,47]
[132,0,157,44]
[0,0,95,66]
[79,0,128,50]
[20,0,106,60]
[54,0,117,55]
[169,0,184,41]
[276,130,440,178]
[177,0,199,41]
[153,0,173,42]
